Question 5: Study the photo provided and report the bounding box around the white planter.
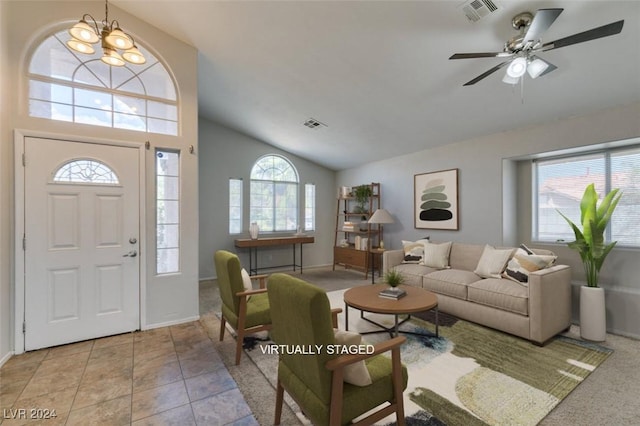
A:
[579,286,606,342]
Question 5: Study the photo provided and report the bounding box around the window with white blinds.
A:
[534,146,640,247]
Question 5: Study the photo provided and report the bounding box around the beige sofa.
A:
[383,242,572,345]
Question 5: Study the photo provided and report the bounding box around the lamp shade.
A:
[101,48,125,66]
[506,57,527,78]
[67,38,95,54]
[502,72,520,85]
[104,27,134,50]
[368,208,394,224]
[69,20,99,43]
[122,45,146,64]
[527,58,549,79]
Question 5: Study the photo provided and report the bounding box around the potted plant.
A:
[352,185,372,214]
[353,185,372,231]
[384,268,404,293]
[557,183,622,341]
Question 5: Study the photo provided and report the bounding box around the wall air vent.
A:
[459,0,500,23]
[303,118,327,129]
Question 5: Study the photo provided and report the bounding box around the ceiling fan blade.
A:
[523,8,564,43]
[449,52,511,59]
[462,60,511,86]
[542,20,624,51]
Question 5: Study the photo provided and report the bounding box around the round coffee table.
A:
[344,284,439,338]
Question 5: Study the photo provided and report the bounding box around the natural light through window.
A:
[28,29,178,135]
[229,178,243,234]
[305,183,315,231]
[250,155,298,232]
[534,146,640,247]
[157,150,180,274]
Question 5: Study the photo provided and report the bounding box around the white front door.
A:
[23,137,140,351]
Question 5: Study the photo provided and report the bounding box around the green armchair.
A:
[214,250,271,365]
[267,273,408,425]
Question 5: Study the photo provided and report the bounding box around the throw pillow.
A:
[401,239,430,264]
[421,241,453,269]
[333,329,372,386]
[503,247,557,285]
[474,245,515,279]
[241,268,252,300]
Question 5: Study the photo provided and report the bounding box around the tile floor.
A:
[0,322,257,425]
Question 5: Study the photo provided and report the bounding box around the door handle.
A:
[123,250,138,258]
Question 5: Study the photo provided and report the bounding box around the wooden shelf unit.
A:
[333,182,381,278]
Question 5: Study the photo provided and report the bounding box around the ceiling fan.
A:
[449,8,624,86]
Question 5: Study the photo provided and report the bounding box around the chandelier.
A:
[67,0,146,66]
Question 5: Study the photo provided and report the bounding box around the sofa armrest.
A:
[382,250,404,275]
[528,264,572,344]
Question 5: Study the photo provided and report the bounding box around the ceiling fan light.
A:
[506,57,527,78]
[69,20,99,44]
[527,58,549,79]
[502,72,520,85]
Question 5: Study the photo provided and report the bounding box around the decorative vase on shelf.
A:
[249,222,260,239]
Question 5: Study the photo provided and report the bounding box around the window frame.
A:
[229,178,243,235]
[533,145,640,248]
[27,28,179,136]
[304,183,316,232]
[156,149,181,275]
[249,154,299,233]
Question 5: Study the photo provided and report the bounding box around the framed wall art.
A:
[414,168,459,230]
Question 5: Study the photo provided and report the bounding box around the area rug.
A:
[242,289,613,425]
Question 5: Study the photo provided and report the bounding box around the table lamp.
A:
[368,208,394,249]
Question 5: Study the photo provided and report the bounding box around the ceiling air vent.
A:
[303,118,327,129]
[459,0,499,23]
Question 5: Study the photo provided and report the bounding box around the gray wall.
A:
[198,118,336,279]
[337,102,640,338]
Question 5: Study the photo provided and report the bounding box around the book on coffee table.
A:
[379,287,407,300]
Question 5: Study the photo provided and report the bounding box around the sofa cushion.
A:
[422,241,452,269]
[474,245,515,279]
[393,263,437,288]
[423,269,481,300]
[449,243,486,271]
[467,279,529,316]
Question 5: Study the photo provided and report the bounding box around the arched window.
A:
[250,155,299,232]
[53,159,119,185]
[28,29,178,135]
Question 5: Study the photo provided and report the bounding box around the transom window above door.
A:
[28,29,178,136]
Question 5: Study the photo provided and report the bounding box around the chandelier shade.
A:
[67,0,145,67]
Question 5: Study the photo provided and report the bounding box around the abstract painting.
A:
[414,168,458,230]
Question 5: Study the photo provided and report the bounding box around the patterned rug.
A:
[242,289,612,425]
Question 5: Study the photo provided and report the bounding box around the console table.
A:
[234,236,315,275]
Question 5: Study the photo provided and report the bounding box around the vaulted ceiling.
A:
[115,1,640,170]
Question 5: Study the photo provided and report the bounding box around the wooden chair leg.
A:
[392,347,406,426]
[235,328,244,365]
[219,315,226,341]
[274,379,284,425]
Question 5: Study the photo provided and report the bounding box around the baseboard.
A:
[142,315,201,330]
[0,350,14,368]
